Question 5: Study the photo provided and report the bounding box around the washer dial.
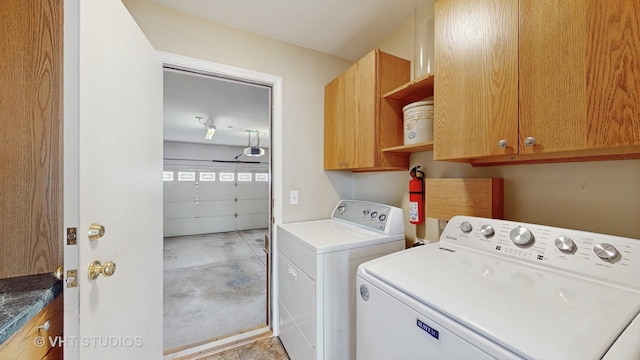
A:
[554,236,576,254]
[594,243,619,261]
[459,221,473,234]
[480,225,495,238]
[509,226,534,246]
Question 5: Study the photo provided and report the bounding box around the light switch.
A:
[289,190,299,205]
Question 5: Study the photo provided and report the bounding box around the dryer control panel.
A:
[441,216,640,292]
[331,200,404,235]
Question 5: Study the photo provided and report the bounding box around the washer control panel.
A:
[331,200,404,235]
[441,216,640,290]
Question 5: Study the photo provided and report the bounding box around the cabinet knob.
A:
[497,139,508,148]
[36,320,51,332]
[524,136,536,146]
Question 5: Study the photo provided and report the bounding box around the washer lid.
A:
[361,244,640,360]
[279,220,403,254]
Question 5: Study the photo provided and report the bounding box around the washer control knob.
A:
[362,209,370,216]
[370,211,378,218]
[509,226,534,246]
[480,225,495,238]
[460,221,473,234]
[378,214,387,221]
[337,205,346,214]
[554,236,576,254]
[594,243,619,261]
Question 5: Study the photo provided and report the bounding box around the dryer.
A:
[277,200,405,360]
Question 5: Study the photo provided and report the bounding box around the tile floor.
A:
[198,336,289,360]
[163,229,268,351]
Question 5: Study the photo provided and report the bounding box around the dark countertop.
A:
[0,273,62,345]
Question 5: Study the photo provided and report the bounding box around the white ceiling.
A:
[151,0,431,61]
[163,69,271,147]
[160,0,433,147]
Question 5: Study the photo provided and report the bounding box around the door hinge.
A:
[67,227,77,245]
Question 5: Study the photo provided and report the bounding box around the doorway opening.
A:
[160,63,273,355]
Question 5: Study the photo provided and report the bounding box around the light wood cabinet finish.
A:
[0,295,63,360]
[0,0,63,278]
[426,178,503,221]
[434,0,519,160]
[324,49,410,171]
[435,0,640,163]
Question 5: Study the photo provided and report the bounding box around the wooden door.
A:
[434,0,519,160]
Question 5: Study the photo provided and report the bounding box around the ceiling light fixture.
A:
[197,116,216,140]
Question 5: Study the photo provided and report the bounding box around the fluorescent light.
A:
[205,125,216,140]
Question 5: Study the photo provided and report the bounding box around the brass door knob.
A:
[52,265,64,281]
[88,260,117,280]
[88,223,106,241]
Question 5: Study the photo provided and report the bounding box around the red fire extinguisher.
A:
[409,166,425,224]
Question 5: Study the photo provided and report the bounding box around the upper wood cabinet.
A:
[324,49,410,171]
[0,0,63,278]
[434,0,640,164]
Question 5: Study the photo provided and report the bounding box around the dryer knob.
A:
[509,227,534,247]
[594,243,619,261]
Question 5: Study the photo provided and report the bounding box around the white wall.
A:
[358,6,640,242]
[123,0,354,223]
[124,0,640,242]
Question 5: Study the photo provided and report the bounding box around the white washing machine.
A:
[277,200,405,360]
[357,216,640,359]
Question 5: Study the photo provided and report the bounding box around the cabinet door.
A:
[324,74,341,169]
[434,0,519,160]
[324,66,356,170]
[519,0,586,154]
[520,0,640,154]
[351,50,376,169]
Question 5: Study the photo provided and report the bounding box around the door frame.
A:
[158,51,284,354]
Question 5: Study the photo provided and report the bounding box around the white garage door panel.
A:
[237,199,270,214]
[163,183,198,201]
[195,216,238,234]
[237,214,269,230]
[163,201,197,219]
[237,185,269,199]
[195,200,237,217]
[163,167,269,236]
[164,218,197,238]
[197,184,238,201]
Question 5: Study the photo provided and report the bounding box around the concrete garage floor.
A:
[163,229,268,351]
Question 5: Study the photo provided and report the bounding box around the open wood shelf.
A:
[384,73,435,103]
[382,141,434,154]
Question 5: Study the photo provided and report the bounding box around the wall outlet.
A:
[289,190,299,205]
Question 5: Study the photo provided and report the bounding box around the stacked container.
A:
[403,100,434,145]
